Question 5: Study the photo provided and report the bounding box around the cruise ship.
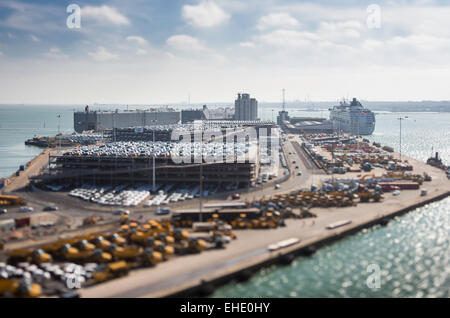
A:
[329,98,375,135]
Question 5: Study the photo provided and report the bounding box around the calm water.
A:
[0,105,75,179]
[212,108,450,298]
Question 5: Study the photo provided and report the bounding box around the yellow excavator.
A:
[108,233,127,246]
[106,244,143,261]
[6,248,52,265]
[91,236,111,249]
[141,248,163,266]
[93,261,130,283]
[187,238,208,253]
[59,244,112,263]
[154,243,175,260]
[0,279,41,298]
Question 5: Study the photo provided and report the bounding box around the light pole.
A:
[397,117,405,161]
[57,114,61,153]
[199,127,204,222]
[151,120,157,190]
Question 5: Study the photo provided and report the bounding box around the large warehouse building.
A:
[74,106,181,133]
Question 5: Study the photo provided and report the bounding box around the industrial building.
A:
[181,106,208,123]
[234,93,258,121]
[33,146,258,189]
[74,106,181,133]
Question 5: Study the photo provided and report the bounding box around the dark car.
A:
[43,205,58,211]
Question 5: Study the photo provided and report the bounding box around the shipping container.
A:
[15,216,30,228]
[378,182,420,190]
[0,219,15,231]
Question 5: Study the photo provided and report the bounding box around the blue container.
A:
[19,165,25,171]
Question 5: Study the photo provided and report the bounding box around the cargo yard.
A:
[1,114,449,298]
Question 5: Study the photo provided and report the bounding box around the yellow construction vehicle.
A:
[75,239,96,252]
[154,243,174,260]
[173,229,190,242]
[119,213,130,224]
[142,237,162,249]
[156,233,175,245]
[83,216,103,226]
[6,248,52,265]
[187,238,208,253]
[91,236,111,249]
[0,195,26,206]
[31,249,52,265]
[5,248,33,264]
[106,244,143,261]
[141,248,163,266]
[108,233,126,246]
[93,261,129,283]
[59,244,112,263]
[130,229,153,245]
[0,279,41,298]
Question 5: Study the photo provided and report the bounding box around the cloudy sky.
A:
[0,0,449,104]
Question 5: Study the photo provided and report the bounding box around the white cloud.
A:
[82,5,130,25]
[257,13,300,30]
[259,29,318,48]
[182,1,230,28]
[239,41,255,48]
[126,36,148,46]
[136,49,148,56]
[317,21,364,40]
[29,34,40,42]
[43,47,68,59]
[88,46,119,61]
[7,32,14,39]
[166,35,205,51]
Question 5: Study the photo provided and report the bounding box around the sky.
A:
[0,0,450,104]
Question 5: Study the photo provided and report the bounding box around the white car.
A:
[156,208,171,215]
[19,206,34,213]
[0,208,7,214]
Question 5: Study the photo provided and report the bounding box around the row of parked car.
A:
[67,182,241,208]
[63,140,252,160]
[144,183,237,207]
[69,185,151,207]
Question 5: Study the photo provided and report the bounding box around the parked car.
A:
[275,184,280,189]
[0,208,7,214]
[43,205,58,211]
[297,171,302,176]
[156,208,171,215]
[19,206,34,213]
[231,193,240,200]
